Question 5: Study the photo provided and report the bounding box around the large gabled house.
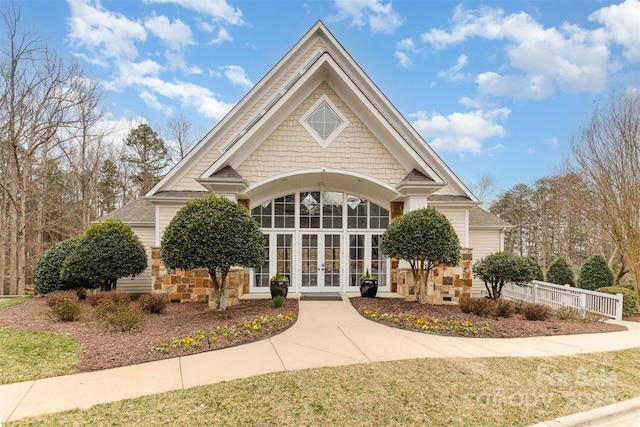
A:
[109,21,511,305]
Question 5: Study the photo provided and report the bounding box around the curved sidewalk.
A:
[2,296,640,423]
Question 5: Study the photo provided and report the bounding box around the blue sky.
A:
[13,0,640,199]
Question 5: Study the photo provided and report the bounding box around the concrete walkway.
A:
[2,296,640,424]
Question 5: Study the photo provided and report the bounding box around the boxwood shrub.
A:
[33,238,80,294]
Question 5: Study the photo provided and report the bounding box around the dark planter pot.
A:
[269,280,289,299]
[359,279,378,298]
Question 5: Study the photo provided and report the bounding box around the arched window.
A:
[251,192,389,230]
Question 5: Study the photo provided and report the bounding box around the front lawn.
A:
[0,328,81,384]
[6,348,640,426]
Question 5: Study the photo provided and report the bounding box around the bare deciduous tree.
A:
[572,91,640,310]
[164,113,198,164]
[0,5,107,294]
[469,172,498,206]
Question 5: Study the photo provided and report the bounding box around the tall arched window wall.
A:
[251,192,390,292]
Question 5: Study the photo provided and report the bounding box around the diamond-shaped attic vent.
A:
[300,95,349,149]
[307,102,343,140]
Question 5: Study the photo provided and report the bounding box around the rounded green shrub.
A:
[381,206,460,304]
[578,254,613,291]
[596,286,638,315]
[60,217,147,291]
[161,195,266,311]
[546,257,575,286]
[33,238,80,294]
[472,252,537,299]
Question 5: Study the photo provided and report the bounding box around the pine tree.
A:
[122,124,168,196]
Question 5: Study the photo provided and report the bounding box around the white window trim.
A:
[299,94,349,149]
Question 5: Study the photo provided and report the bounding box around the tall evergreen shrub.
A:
[546,257,575,286]
[578,254,613,291]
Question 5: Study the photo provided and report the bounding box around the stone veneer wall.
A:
[151,247,248,308]
[392,248,473,304]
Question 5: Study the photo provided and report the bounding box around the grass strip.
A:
[0,296,32,309]
[0,328,81,384]
[7,348,640,426]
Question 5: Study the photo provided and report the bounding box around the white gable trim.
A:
[146,25,329,197]
[219,47,325,154]
[147,21,478,203]
[200,53,441,182]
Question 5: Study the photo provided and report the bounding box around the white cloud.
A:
[421,4,614,99]
[331,0,403,34]
[93,115,144,148]
[458,96,483,109]
[476,72,554,100]
[589,0,640,62]
[140,91,173,115]
[437,54,469,82]
[208,27,233,45]
[394,37,419,68]
[105,59,233,120]
[197,20,215,32]
[394,51,411,68]
[164,51,186,70]
[67,0,146,61]
[187,65,203,75]
[115,60,164,87]
[137,77,235,120]
[221,65,253,89]
[143,0,243,25]
[410,108,510,153]
[144,14,194,51]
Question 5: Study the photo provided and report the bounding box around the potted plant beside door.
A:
[359,268,378,298]
[269,271,289,299]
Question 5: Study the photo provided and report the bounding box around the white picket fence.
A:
[502,280,624,321]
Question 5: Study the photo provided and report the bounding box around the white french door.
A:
[251,192,390,293]
[348,233,387,289]
[300,233,341,292]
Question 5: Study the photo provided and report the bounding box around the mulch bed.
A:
[350,297,629,338]
[0,296,298,372]
[0,295,634,374]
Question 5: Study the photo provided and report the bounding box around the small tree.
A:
[546,257,575,286]
[473,251,537,299]
[578,254,613,291]
[161,195,265,310]
[60,217,147,291]
[380,206,460,304]
[33,238,81,294]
